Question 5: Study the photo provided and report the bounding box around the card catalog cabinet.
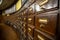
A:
[35,11,58,36]
[4,3,58,40]
[27,33,34,40]
[22,23,27,35]
[34,29,55,40]
[28,16,35,25]
[28,24,35,37]
[18,16,22,21]
[22,16,27,22]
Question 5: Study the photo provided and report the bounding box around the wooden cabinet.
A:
[35,11,58,35]
[4,4,58,40]
[34,29,55,40]
[28,15,35,25]
[22,23,27,35]
[27,24,35,37]
[27,33,34,40]
[22,16,27,22]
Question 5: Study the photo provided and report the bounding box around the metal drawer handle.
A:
[39,0,48,6]
[29,7,33,11]
[40,24,45,28]
[28,28,31,32]
[28,18,32,21]
[37,35,44,40]
[39,19,48,24]
[24,18,26,20]
[23,24,25,26]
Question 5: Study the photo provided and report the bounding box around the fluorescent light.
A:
[35,4,41,11]
[40,0,48,6]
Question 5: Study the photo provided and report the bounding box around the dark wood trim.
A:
[56,11,60,40]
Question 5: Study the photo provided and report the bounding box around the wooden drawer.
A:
[35,11,58,35]
[22,16,27,22]
[22,27,26,35]
[34,29,55,40]
[28,6,35,16]
[22,23,27,34]
[21,9,27,16]
[22,33,26,40]
[28,16,34,25]
[22,12,27,16]
[27,34,34,40]
[20,33,26,40]
[18,16,22,21]
[28,24,34,37]
[28,11,34,16]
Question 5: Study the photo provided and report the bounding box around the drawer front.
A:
[27,34,34,40]
[28,6,35,16]
[28,26,34,37]
[22,17,27,22]
[28,37,33,40]
[35,13,58,35]
[28,16,34,25]
[21,10,27,16]
[34,29,53,40]
[21,33,26,40]
[28,11,34,16]
[21,12,26,16]
[18,17,22,21]
[22,23,26,34]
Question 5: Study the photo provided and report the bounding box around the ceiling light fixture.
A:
[39,0,48,6]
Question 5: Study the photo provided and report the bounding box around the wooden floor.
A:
[0,23,19,40]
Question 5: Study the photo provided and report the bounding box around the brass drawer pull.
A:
[28,28,31,32]
[29,7,33,11]
[28,18,32,21]
[37,35,44,40]
[23,24,25,26]
[40,24,45,28]
[39,19,48,24]
[24,18,26,20]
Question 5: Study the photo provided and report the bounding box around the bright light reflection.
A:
[35,4,41,11]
